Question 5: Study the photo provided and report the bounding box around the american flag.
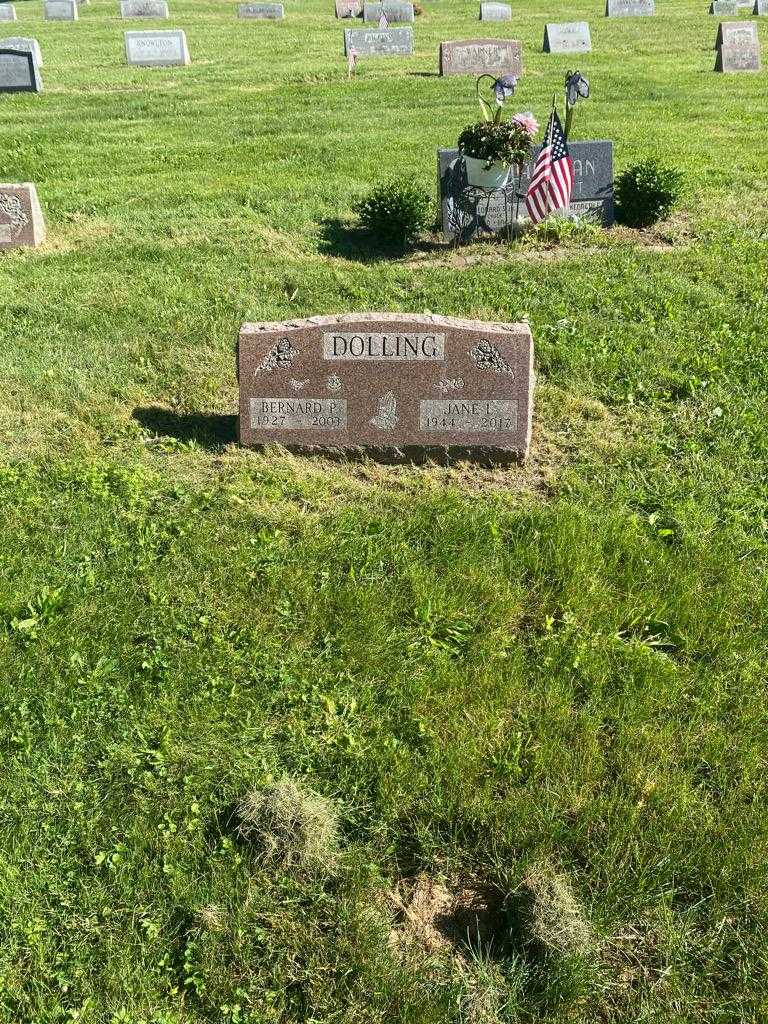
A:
[378,9,389,27]
[347,46,358,76]
[525,107,573,224]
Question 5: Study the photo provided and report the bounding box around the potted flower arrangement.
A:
[458,74,539,190]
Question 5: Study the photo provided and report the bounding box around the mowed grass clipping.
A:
[1,0,768,1021]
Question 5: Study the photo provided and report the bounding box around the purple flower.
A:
[492,73,517,105]
[511,111,539,137]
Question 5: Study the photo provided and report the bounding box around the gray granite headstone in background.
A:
[44,0,78,20]
[238,313,535,461]
[124,28,190,65]
[335,0,362,15]
[343,26,413,54]
[0,37,42,66]
[480,3,512,21]
[363,2,414,21]
[0,182,45,248]
[121,1,170,18]
[0,6,17,22]
[709,0,739,12]
[605,0,654,15]
[239,3,284,17]
[543,22,591,52]
[437,142,614,240]
[755,0,767,13]
[439,38,523,76]
[0,47,41,92]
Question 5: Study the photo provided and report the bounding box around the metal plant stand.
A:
[450,181,526,247]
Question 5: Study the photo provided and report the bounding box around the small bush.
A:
[354,179,432,248]
[236,779,338,871]
[615,159,683,228]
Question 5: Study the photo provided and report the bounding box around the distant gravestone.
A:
[709,0,739,12]
[363,1,414,21]
[543,22,591,52]
[44,0,78,19]
[439,38,522,76]
[0,46,41,92]
[438,141,614,240]
[715,19,758,45]
[125,29,190,65]
[755,0,767,13]
[480,3,512,21]
[715,37,760,68]
[238,314,535,461]
[0,6,16,22]
[0,183,45,248]
[335,0,362,15]
[239,2,284,17]
[121,1,170,18]
[0,37,42,66]
[343,26,413,55]
[605,0,653,14]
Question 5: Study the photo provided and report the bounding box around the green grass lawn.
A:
[1,0,768,1021]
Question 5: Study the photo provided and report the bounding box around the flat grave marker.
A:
[605,0,654,15]
[343,26,413,55]
[44,0,78,19]
[480,3,512,21]
[120,1,170,18]
[238,313,534,461]
[0,46,41,92]
[363,1,414,21]
[438,141,614,240]
[124,28,190,65]
[238,3,284,17]
[0,5,17,22]
[0,183,45,248]
[439,38,522,76]
[543,21,591,52]
[0,37,42,66]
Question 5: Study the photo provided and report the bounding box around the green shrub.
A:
[354,179,432,248]
[615,159,684,228]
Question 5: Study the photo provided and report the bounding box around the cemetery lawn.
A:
[2,0,768,1021]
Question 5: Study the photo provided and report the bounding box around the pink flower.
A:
[512,112,539,137]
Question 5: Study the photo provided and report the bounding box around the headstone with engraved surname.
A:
[605,0,653,14]
[439,38,522,76]
[239,3,284,17]
[715,19,757,45]
[124,29,190,65]
[709,0,739,12]
[437,142,614,240]
[363,1,414,21]
[0,6,16,23]
[238,314,534,460]
[336,0,362,15]
[343,26,413,54]
[121,1,170,18]
[44,0,78,19]
[480,3,512,21]
[0,37,42,66]
[0,183,45,248]
[715,37,760,68]
[543,22,591,52]
[0,47,41,92]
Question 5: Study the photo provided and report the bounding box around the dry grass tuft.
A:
[236,779,338,871]
[520,862,593,957]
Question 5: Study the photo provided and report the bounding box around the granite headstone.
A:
[121,1,170,18]
[0,5,17,22]
[480,3,512,21]
[605,0,654,14]
[238,313,535,461]
[239,3,284,17]
[709,0,739,12]
[343,26,413,54]
[44,0,78,19]
[715,37,761,68]
[755,0,767,13]
[0,46,41,92]
[543,22,591,52]
[335,0,362,15]
[0,183,45,248]
[438,142,614,240]
[0,37,42,67]
[714,19,758,45]
[363,1,414,21]
[124,29,190,65]
[439,38,522,76]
